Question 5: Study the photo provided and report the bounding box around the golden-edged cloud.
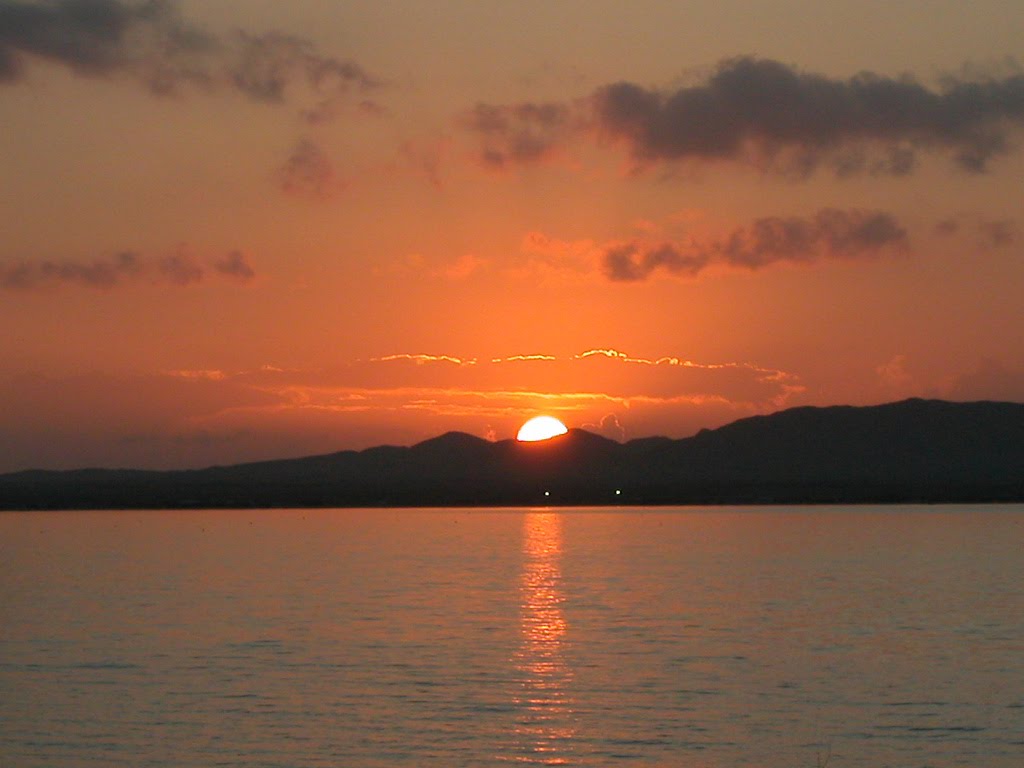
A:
[604,208,908,281]
[178,347,809,434]
[517,208,908,282]
[0,348,806,470]
[12,347,1022,472]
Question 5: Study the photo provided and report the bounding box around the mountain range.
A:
[2,398,1023,509]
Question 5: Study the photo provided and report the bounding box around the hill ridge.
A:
[1,398,1023,509]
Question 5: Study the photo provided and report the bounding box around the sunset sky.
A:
[2,0,1024,471]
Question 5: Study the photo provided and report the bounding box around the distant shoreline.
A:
[4,500,1024,514]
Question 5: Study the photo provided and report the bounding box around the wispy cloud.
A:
[1,248,255,291]
[0,0,379,121]
[876,354,912,389]
[462,101,578,169]
[934,214,1018,249]
[282,348,805,411]
[0,347,809,470]
[173,347,805,417]
[275,138,339,198]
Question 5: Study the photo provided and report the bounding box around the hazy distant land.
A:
[2,399,1022,510]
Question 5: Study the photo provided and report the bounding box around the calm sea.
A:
[2,506,1022,767]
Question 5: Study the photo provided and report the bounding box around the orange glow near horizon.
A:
[517,416,569,442]
[2,1,1023,473]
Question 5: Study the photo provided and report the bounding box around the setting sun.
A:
[517,416,569,442]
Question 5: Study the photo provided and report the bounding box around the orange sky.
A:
[2,0,1023,470]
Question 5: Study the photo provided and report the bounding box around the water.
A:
[2,505,1022,767]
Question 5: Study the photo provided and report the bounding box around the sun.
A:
[517,415,568,442]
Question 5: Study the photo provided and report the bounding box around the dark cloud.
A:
[604,242,708,281]
[934,214,1018,249]
[276,138,337,198]
[597,57,1024,174]
[467,57,1024,175]
[604,208,908,281]
[0,0,377,119]
[1,248,256,290]
[979,219,1018,248]
[463,101,576,169]
[157,251,202,285]
[214,250,255,281]
[0,0,212,89]
[0,250,141,289]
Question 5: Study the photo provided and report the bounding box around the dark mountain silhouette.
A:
[2,398,1023,509]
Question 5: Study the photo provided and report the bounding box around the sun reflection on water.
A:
[509,512,575,764]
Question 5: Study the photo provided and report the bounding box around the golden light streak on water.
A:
[510,512,575,764]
